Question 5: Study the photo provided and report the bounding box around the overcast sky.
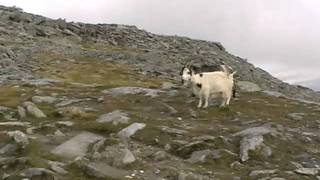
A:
[1,0,320,84]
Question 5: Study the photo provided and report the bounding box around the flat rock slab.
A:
[102,87,162,97]
[233,126,273,137]
[51,132,104,159]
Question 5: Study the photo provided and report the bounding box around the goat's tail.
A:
[220,65,229,74]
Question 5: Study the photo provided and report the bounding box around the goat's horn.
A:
[187,60,193,68]
[182,59,189,67]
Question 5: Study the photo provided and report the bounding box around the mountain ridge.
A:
[0,5,319,102]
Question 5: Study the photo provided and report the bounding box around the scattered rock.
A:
[117,123,146,139]
[240,135,264,162]
[20,168,55,178]
[0,121,31,127]
[294,168,319,176]
[0,143,18,155]
[188,149,213,163]
[286,113,305,121]
[160,126,187,135]
[53,129,65,137]
[32,95,57,104]
[249,169,278,176]
[102,87,162,97]
[237,81,261,92]
[48,160,67,175]
[153,151,169,161]
[7,130,29,147]
[23,101,47,118]
[96,144,136,167]
[58,106,91,118]
[96,110,130,125]
[17,105,26,119]
[51,132,104,159]
[55,121,74,127]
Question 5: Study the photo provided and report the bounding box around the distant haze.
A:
[1,0,320,88]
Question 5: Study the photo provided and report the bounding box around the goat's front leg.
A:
[202,91,210,108]
[197,94,203,108]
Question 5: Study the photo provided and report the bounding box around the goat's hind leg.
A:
[197,94,203,108]
[219,92,227,107]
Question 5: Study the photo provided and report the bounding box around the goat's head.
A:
[180,60,194,86]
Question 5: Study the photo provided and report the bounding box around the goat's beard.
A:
[181,79,191,87]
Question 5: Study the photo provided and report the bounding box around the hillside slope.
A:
[0,5,319,180]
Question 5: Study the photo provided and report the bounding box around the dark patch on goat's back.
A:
[196,83,202,88]
[199,73,203,77]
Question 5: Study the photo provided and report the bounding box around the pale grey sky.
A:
[1,0,320,84]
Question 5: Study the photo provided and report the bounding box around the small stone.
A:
[153,151,168,161]
[96,110,130,125]
[117,123,146,139]
[23,101,47,118]
[54,130,65,137]
[122,149,136,165]
[97,96,104,103]
[160,126,187,135]
[188,149,212,163]
[32,96,57,104]
[262,145,273,157]
[230,161,245,170]
[0,143,18,155]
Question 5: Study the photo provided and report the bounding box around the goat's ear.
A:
[190,68,194,75]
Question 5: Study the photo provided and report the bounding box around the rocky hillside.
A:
[0,5,320,180]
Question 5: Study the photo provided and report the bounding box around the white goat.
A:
[181,67,235,108]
